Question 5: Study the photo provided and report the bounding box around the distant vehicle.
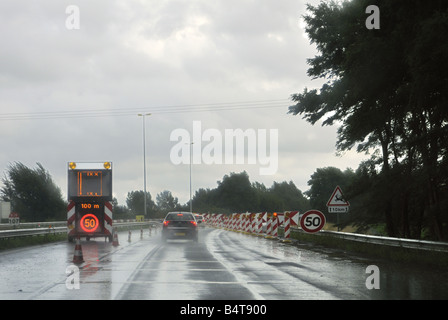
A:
[194,214,205,227]
[162,212,198,242]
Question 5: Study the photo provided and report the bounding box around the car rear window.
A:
[165,213,195,221]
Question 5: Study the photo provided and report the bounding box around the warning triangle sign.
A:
[289,211,299,226]
[326,186,350,207]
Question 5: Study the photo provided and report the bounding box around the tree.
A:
[156,190,180,214]
[126,190,156,217]
[112,197,131,218]
[270,181,310,212]
[289,0,448,239]
[215,171,258,212]
[305,167,354,214]
[190,171,310,214]
[0,162,66,221]
[192,188,224,213]
[252,181,281,212]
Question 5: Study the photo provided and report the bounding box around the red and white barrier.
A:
[67,200,76,239]
[205,211,300,243]
[283,213,291,243]
[244,214,250,234]
[271,215,278,238]
[104,201,113,239]
[250,214,256,234]
[265,214,272,238]
[257,212,265,235]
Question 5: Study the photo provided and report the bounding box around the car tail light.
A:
[190,221,197,227]
[163,221,170,226]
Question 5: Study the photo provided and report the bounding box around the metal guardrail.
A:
[290,227,448,253]
[0,221,66,230]
[0,221,158,239]
[3,220,447,253]
[0,227,67,239]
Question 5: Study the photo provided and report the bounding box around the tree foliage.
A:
[0,162,66,221]
[126,190,156,217]
[156,190,182,215]
[289,0,448,240]
[0,164,307,222]
[305,167,355,214]
[192,171,310,214]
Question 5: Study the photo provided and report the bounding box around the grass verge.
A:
[0,233,67,251]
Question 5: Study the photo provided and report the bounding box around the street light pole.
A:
[189,142,193,213]
[138,113,151,217]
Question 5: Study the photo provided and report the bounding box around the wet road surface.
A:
[0,227,447,299]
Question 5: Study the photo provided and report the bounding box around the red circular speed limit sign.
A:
[80,214,99,233]
[300,210,326,233]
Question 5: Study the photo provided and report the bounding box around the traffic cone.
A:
[112,228,119,246]
[73,237,84,264]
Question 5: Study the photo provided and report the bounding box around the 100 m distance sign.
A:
[77,202,102,233]
[300,210,326,233]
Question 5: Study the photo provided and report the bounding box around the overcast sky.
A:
[0,0,368,207]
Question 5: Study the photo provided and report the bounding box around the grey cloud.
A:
[0,0,366,206]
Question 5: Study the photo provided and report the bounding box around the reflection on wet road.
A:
[0,227,447,299]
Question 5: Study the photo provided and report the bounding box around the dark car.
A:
[162,212,198,242]
[194,214,205,227]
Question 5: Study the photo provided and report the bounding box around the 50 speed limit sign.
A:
[300,210,326,233]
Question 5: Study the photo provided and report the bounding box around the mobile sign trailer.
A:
[67,162,113,242]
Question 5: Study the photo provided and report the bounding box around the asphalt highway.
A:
[1,227,447,300]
